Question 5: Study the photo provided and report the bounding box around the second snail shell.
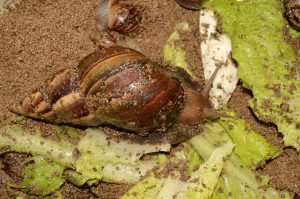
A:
[95,0,141,33]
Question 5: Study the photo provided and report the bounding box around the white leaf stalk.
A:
[200,9,238,109]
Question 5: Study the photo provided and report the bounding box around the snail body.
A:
[284,0,300,31]
[12,47,222,135]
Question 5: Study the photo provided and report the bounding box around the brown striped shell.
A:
[12,47,224,135]
[12,47,186,135]
[95,0,141,34]
[175,0,202,10]
[284,0,300,31]
[12,69,89,124]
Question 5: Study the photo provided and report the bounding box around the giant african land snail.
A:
[12,46,224,135]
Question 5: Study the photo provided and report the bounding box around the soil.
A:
[0,0,299,198]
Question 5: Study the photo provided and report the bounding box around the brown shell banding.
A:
[94,65,185,133]
[175,0,202,10]
[48,99,88,122]
[34,101,49,114]
[12,69,89,123]
[78,47,146,94]
[46,69,77,104]
[80,54,146,94]
[96,0,140,33]
[108,3,140,33]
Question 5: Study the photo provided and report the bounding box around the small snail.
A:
[95,0,141,34]
[284,0,300,31]
[175,0,202,10]
[12,47,223,135]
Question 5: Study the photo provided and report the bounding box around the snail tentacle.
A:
[177,66,229,123]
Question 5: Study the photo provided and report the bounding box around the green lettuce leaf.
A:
[217,111,280,167]
[75,128,171,184]
[0,115,287,198]
[122,140,234,199]
[163,22,194,77]
[63,170,87,187]
[0,125,171,188]
[174,143,203,176]
[189,122,289,199]
[180,141,234,199]
[121,172,164,199]
[19,156,65,196]
[0,124,75,166]
[204,0,300,150]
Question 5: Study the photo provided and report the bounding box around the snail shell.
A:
[12,47,222,135]
[96,0,141,34]
[12,47,184,134]
[78,47,185,133]
[284,0,300,31]
[175,0,202,10]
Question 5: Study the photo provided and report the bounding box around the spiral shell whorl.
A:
[108,3,141,33]
[12,69,90,123]
[95,0,141,33]
[78,47,146,94]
